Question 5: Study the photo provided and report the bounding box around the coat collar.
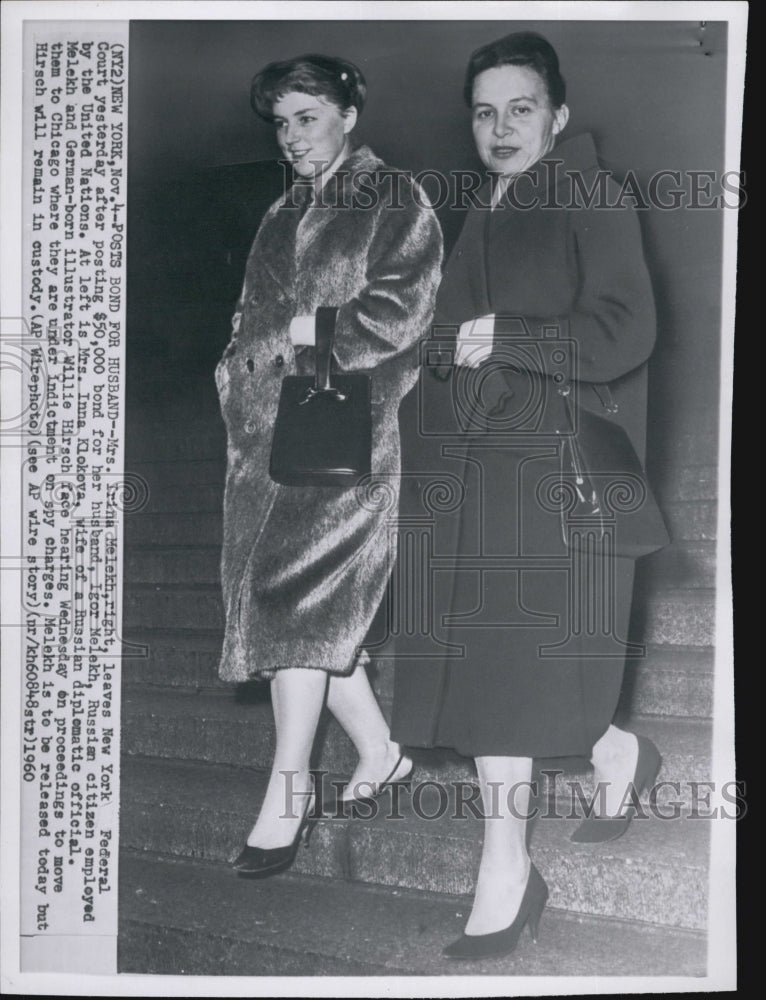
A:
[252,145,386,296]
[438,134,603,318]
[281,144,384,210]
[293,144,384,255]
[480,132,602,209]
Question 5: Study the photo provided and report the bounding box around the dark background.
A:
[126,18,728,490]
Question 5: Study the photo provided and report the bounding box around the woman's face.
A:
[272,91,357,179]
[471,64,569,177]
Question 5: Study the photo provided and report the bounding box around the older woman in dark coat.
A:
[216,54,442,876]
[391,32,664,958]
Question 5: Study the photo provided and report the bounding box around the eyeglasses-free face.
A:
[272,91,357,180]
[471,64,569,178]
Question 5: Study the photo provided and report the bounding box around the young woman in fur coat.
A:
[214,54,443,877]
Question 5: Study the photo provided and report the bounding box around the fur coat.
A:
[215,145,443,681]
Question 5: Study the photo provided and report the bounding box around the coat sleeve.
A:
[218,199,283,363]
[526,195,656,384]
[221,294,244,360]
[330,180,444,371]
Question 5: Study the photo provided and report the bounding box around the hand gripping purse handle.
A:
[301,306,347,403]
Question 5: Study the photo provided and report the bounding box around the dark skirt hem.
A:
[391,725,611,762]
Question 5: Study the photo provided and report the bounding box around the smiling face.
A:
[272,91,357,179]
[471,64,569,177]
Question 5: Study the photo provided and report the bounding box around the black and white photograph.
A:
[1,1,743,994]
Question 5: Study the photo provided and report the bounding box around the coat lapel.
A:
[252,198,302,297]
[486,133,601,242]
[294,145,383,260]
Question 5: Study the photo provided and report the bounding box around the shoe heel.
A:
[644,753,663,793]
[527,872,549,944]
[527,899,546,943]
[636,736,663,795]
[302,817,318,849]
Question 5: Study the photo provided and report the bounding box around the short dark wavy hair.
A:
[250,54,367,121]
[463,32,566,110]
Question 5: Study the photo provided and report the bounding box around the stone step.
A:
[639,542,716,589]
[137,483,223,516]
[125,546,221,586]
[121,629,226,688]
[122,629,714,720]
[662,501,718,543]
[640,589,716,647]
[123,581,717,649]
[118,850,706,976]
[656,464,717,503]
[120,756,711,930]
[616,645,714,718]
[127,422,226,463]
[123,583,224,631]
[128,456,225,485]
[653,416,719,470]
[125,375,220,419]
[124,513,222,547]
[121,688,713,805]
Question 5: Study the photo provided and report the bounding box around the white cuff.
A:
[455,314,495,368]
[289,314,316,347]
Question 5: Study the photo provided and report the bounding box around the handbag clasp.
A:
[299,386,348,405]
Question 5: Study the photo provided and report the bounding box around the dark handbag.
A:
[269,307,372,487]
[555,384,670,558]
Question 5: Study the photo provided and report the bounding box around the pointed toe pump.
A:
[443,863,549,961]
[233,796,320,878]
[571,734,662,844]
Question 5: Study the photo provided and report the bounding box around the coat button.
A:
[274,354,284,367]
[246,358,254,372]
[244,420,255,434]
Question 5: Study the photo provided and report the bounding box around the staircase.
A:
[117,368,715,976]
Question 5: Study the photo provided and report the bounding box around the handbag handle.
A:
[300,307,347,404]
[314,306,336,391]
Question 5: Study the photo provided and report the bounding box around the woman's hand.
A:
[289,315,316,347]
[455,314,495,368]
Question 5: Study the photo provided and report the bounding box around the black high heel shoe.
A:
[232,793,320,878]
[443,862,549,960]
[570,733,662,844]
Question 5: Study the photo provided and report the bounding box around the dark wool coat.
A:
[215,146,443,682]
[391,133,658,758]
